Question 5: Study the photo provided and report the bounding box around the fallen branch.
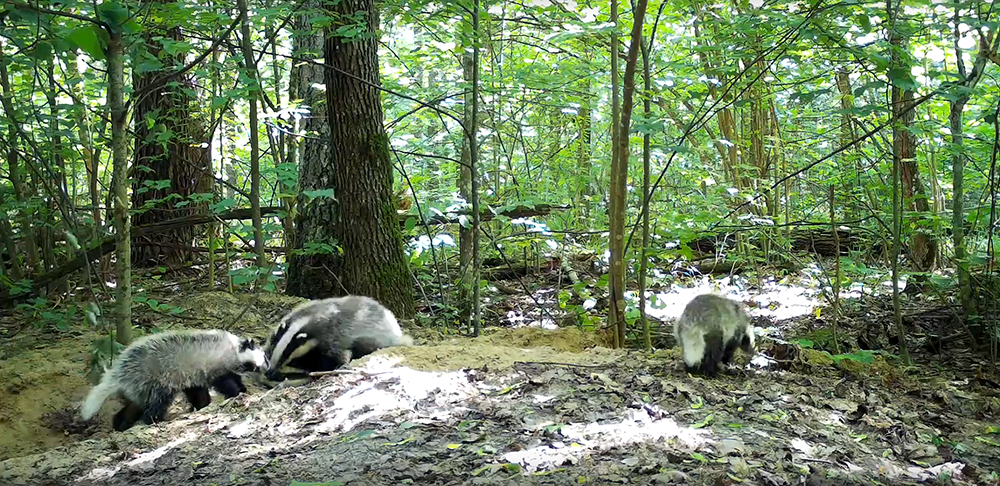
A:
[2,206,282,303]
[4,204,568,303]
[400,204,569,227]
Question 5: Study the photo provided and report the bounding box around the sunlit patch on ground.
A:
[504,406,711,473]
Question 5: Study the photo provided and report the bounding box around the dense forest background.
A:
[5,0,1000,483]
[1,0,1000,354]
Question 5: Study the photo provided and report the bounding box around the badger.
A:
[674,294,755,377]
[80,329,267,431]
[264,295,412,382]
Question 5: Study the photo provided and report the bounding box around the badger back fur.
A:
[674,294,755,377]
[264,295,412,381]
[80,329,266,431]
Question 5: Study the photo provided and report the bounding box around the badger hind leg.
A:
[139,387,175,426]
[698,331,726,377]
[183,387,212,410]
[721,339,739,364]
[210,372,246,398]
[112,400,145,431]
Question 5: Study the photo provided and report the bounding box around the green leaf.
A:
[66,26,106,60]
[404,217,417,231]
[98,1,130,30]
[30,41,54,63]
[303,188,335,201]
[209,198,237,214]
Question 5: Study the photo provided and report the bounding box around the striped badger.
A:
[675,294,755,377]
[80,329,266,431]
[264,295,412,382]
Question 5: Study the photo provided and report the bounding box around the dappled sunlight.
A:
[504,406,713,473]
[315,367,476,434]
[77,434,195,482]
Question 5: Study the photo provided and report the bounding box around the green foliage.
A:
[132,294,185,315]
[15,298,81,332]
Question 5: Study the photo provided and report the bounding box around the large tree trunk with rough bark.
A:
[130,16,210,267]
[286,0,414,318]
[286,1,330,257]
[889,13,935,272]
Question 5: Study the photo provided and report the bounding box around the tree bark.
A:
[458,50,475,326]
[887,0,909,363]
[608,0,648,347]
[130,6,211,267]
[607,0,622,348]
[950,12,994,316]
[888,9,935,272]
[287,0,414,318]
[109,31,132,346]
[0,50,40,273]
[236,0,267,271]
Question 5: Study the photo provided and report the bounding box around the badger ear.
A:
[240,338,257,351]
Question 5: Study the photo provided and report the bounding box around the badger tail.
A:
[398,333,414,346]
[80,377,117,420]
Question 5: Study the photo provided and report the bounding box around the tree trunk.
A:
[576,74,592,224]
[458,50,474,326]
[638,34,652,352]
[607,0,622,348]
[109,31,132,346]
[0,51,40,273]
[287,0,414,318]
[608,0,649,348]
[44,60,67,293]
[888,13,935,272]
[949,7,994,316]
[236,0,267,271]
[130,11,211,267]
[289,2,330,259]
[887,0,909,364]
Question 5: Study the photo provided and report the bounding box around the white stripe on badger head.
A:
[285,338,319,362]
[268,315,314,371]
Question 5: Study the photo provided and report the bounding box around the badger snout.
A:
[264,368,285,382]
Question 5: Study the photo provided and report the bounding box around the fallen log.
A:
[400,204,568,227]
[4,204,567,303]
[2,206,283,303]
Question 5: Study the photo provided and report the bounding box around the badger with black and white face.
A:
[264,295,412,382]
[674,294,755,377]
[80,329,267,431]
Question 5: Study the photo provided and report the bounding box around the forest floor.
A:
[1,281,1000,485]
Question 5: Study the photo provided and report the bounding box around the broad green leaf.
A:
[66,26,106,60]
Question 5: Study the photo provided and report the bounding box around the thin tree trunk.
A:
[949,5,994,317]
[608,0,649,348]
[458,50,475,327]
[236,0,267,271]
[829,186,841,354]
[0,211,20,281]
[44,61,66,293]
[470,0,483,335]
[0,52,40,273]
[888,0,909,364]
[576,73,592,224]
[109,31,132,346]
[638,34,652,353]
[607,0,622,348]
